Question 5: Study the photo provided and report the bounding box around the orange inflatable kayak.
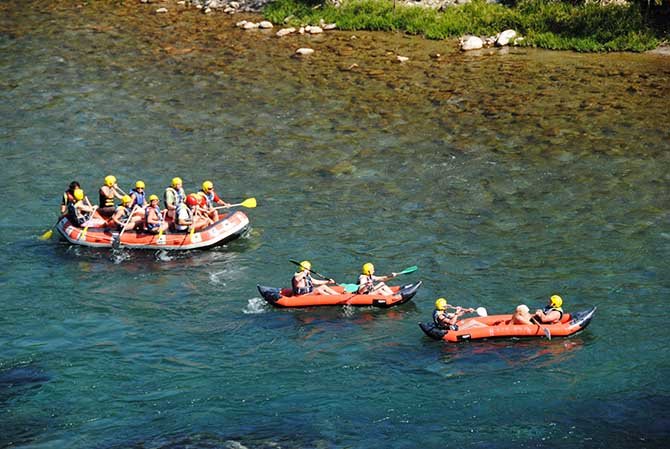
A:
[55,210,249,250]
[420,306,596,342]
[257,281,422,308]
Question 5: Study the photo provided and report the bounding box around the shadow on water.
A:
[0,363,51,448]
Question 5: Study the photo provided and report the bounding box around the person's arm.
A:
[313,278,335,286]
[112,185,124,200]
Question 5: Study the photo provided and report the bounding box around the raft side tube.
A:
[419,322,448,341]
[569,306,597,329]
[257,285,283,306]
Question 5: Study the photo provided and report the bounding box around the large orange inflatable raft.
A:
[55,211,249,250]
[419,306,596,342]
[257,281,422,308]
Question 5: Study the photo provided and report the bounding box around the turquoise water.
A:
[2,2,670,448]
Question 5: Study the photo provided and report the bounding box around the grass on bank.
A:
[263,0,661,52]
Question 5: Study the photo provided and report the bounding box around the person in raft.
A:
[98,175,124,218]
[198,180,230,222]
[129,180,147,210]
[174,194,211,232]
[533,295,564,324]
[357,263,397,296]
[509,304,533,325]
[433,298,487,331]
[66,188,96,227]
[110,195,142,231]
[164,177,186,221]
[292,261,339,296]
[145,194,168,234]
[60,181,84,216]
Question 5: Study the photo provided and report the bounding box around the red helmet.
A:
[186,194,199,207]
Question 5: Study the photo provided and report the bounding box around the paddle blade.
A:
[241,197,257,208]
[543,328,552,340]
[39,229,54,240]
[398,265,418,275]
[475,307,488,317]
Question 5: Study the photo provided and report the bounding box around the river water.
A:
[1,1,669,448]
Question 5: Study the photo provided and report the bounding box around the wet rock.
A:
[295,48,315,55]
[323,23,337,30]
[397,55,409,63]
[496,29,517,47]
[156,7,168,13]
[306,26,323,34]
[460,35,483,51]
[243,22,259,30]
[236,20,247,28]
[259,21,273,29]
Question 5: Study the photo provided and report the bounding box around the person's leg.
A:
[316,285,339,295]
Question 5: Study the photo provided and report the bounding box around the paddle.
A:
[447,305,488,317]
[39,220,59,240]
[112,205,139,249]
[213,197,257,210]
[341,265,419,293]
[288,259,335,282]
[531,317,552,340]
[78,204,98,241]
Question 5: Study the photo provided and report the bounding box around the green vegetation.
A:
[263,0,667,52]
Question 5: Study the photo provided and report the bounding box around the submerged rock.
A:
[295,48,315,55]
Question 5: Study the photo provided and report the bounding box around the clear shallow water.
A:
[1,2,670,448]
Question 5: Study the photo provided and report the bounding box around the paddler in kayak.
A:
[292,261,339,296]
[533,295,564,324]
[433,298,487,330]
[357,263,397,296]
[509,304,533,325]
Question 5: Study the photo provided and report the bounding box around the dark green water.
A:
[1,2,669,448]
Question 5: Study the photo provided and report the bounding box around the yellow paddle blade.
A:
[39,229,54,240]
[241,197,257,208]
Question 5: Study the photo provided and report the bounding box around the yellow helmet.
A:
[171,177,182,188]
[298,260,311,272]
[122,195,132,205]
[202,180,214,191]
[550,295,563,308]
[149,194,159,202]
[435,298,448,310]
[104,175,117,187]
[135,180,145,189]
[362,263,374,275]
[74,188,84,201]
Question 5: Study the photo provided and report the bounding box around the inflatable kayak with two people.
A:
[420,295,596,342]
[257,260,422,308]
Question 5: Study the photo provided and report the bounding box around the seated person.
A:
[60,181,81,216]
[357,263,397,296]
[129,180,147,210]
[509,304,533,325]
[66,188,96,226]
[110,195,142,231]
[98,175,124,218]
[292,260,339,296]
[164,177,185,221]
[145,194,168,234]
[433,298,487,330]
[533,295,564,324]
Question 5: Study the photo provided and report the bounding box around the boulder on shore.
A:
[460,35,483,51]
